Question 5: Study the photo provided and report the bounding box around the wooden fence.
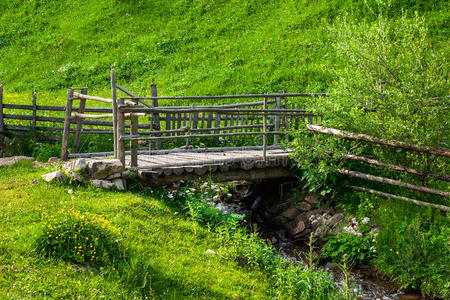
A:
[57,70,324,162]
[307,124,450,211]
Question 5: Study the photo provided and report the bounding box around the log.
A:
[122,92,328,101]
[121,131,289,141]
[349,186,450,212]
[73,91,136,106]
[116,83,152,108]
[111,69,118,159]
[343,153,450,182]
[2,104,112,113]
[61,88,74,160]
[338,169,449,197]
[263,97,268,160]
[72,88,87,153]
[0,85,4,132]
[117,97,126,166]
[32,92,37,129]
[307,124,450,158]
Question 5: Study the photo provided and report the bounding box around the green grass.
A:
[0,161,274,298]
[1,0,447,102]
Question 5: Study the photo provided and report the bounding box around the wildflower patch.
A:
[35,208,127,268]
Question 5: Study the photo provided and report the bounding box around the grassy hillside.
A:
[0,161,273,298]
[0,0,447,100]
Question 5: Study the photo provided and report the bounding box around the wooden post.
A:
[274,92,282,144]
[111,69,118,159]
[0,85,4,157]
[186,105,194,147]
[263,97,268,161]
[72,88,87,153]
[283,90,289,142]
[117,97,126,166]
[130,99,139,168]
[151,84,161,149]
[61,88,74,160]
[32,91,37,129]
[0,85,4,132]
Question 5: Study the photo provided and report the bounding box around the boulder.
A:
[42,171,67,183]
[304,193,317,205]
[113,178,126,191]
[47,157,60,164]
[64,158,123,180]
[0,156,33,167]
[295,201,312,212]
[280,207,300,221]
[91,179,114,189]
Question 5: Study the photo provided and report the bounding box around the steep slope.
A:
[0,0,447,96]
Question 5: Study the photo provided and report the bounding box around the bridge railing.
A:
[115,93,324,168]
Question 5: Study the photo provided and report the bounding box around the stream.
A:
[209,199,425,300]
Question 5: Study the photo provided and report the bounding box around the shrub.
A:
[322,233,376,266]
[36,208,127,268]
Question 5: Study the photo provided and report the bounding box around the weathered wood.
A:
[4,124,112,134]
[71,112,145,120]
[111,69,118,159]
[61,88,74,160]
[122,130,288,141]
[0,85,4,132]
[124,92,328,101]
[116,83,151,108]
[117,97,126,166]
[283,94,289,142]
[3,104,112,113]
[119,106,314,116]
[72,88,87,153]
[343,153,450,182]
[32,92,37,129]
[263,97,268,160]
[130,99,139,168]
[339,169,449,197]
[151,85,161,149]
[274,94,281,144]
[349,186,450,212]
[139,167,292,186]
[308,125,450,158]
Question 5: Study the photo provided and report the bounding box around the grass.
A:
[0,161,274,298]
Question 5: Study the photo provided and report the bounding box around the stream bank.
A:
[207,179,426,300]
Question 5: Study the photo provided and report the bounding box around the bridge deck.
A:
[129,149,293,185]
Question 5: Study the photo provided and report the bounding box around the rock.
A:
[293,228,311,239]
[42,171,66,183]
[280,207,300,221]
[304,193,317,205]
[69,170,82,184]
[32,161,45,167]
[91,179,114,189]
[47,157,60,164]
[64,158,123,180]
[72,264,99,275]
[326,213,343,231]
[295,201,312,212]
[205,249,225,259]
[106,173,122,180]
[113,178,126,191]
[291,220,306,236]
[0,156,33,166]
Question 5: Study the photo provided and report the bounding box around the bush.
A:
[36,208,127,268]
[322,233,376,266]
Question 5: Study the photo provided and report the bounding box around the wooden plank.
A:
[0,85,4,132]
[339,169,449,197]
[72,88,87,153]
[117,97,126,166]
[263,98,268,160]
[274,94,281,144]
[349,186,450,212]
[308,125,450,158]
[284,95,289,142]
[151,85,161,149]
[130,103,138,168]
[111,69,118,158]
[32,92,37,129]
[60,88,74,160]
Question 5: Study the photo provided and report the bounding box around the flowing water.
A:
[210,200,425,300]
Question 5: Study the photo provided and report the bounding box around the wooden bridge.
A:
[58,70,323,184]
